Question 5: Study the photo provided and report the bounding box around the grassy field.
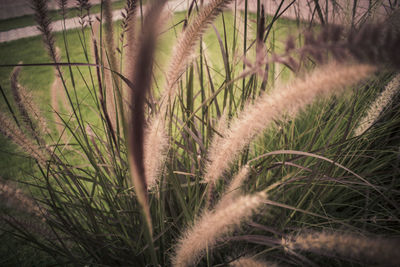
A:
[0,0,126,32]
[1,0,399,266]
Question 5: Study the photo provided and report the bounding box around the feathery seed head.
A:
[216,165,251,210]
[31,0,58,63]
[172,192,266,267]
[284,231,400,266]
[11,65,50,139]
[230,256,278,267]
[162,0,234,107]
[204,63,376,184]
[0,178,45,219]
[354,73,400,136]
[0,112,48,166]
[144,117,168,189]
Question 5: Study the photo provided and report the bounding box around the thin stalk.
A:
[241,0,248,109]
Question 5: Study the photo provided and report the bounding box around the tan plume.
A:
[0,112,48,166]
[161,0,234,110]
[144,117,168,188]
[354,73,400,136]
[230,256,278,267]
[283,231,400,266]
[0,178,45,219]
[11,64,49,140]
[216,165,251,210]
[204,63,376,184]
[172,192,265,267]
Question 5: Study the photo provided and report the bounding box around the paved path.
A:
[0,9,124,43]
[0,0,189,43]
[0,0,390,43]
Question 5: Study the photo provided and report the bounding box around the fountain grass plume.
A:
[122,0,138,117]
[354,73,400,136]
[0,178,44,219]
[126,0,166,240]
[230,256,278,267]
[147,0,235,198]
[31,0,58,65]
[0,112,48,166]
[103,0,126,136]
[162,0,234,109]
[206,110,229,171]
[11,65,39,136]
[11,64,49,139]
[149,0,235,175]
[205,110,229,205]
[283,231,400,266]
[144,116,168,189]
[172,192,265,267]
[91,20,117,131]
[125,0,167,190]
[204,62,376,184]
[216,165,251,210]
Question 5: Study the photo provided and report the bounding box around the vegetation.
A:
[0,0,399,266]
[0,0,126,32]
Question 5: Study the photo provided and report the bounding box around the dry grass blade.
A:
[204,63,376,184]
[51,47,72,143]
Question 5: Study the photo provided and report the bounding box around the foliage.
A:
[0,0,400,266]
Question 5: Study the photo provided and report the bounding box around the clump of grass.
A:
[0,0,400,266]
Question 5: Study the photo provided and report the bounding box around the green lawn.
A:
[0,0,126,32]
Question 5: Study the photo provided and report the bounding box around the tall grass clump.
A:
[0,0,400,266]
